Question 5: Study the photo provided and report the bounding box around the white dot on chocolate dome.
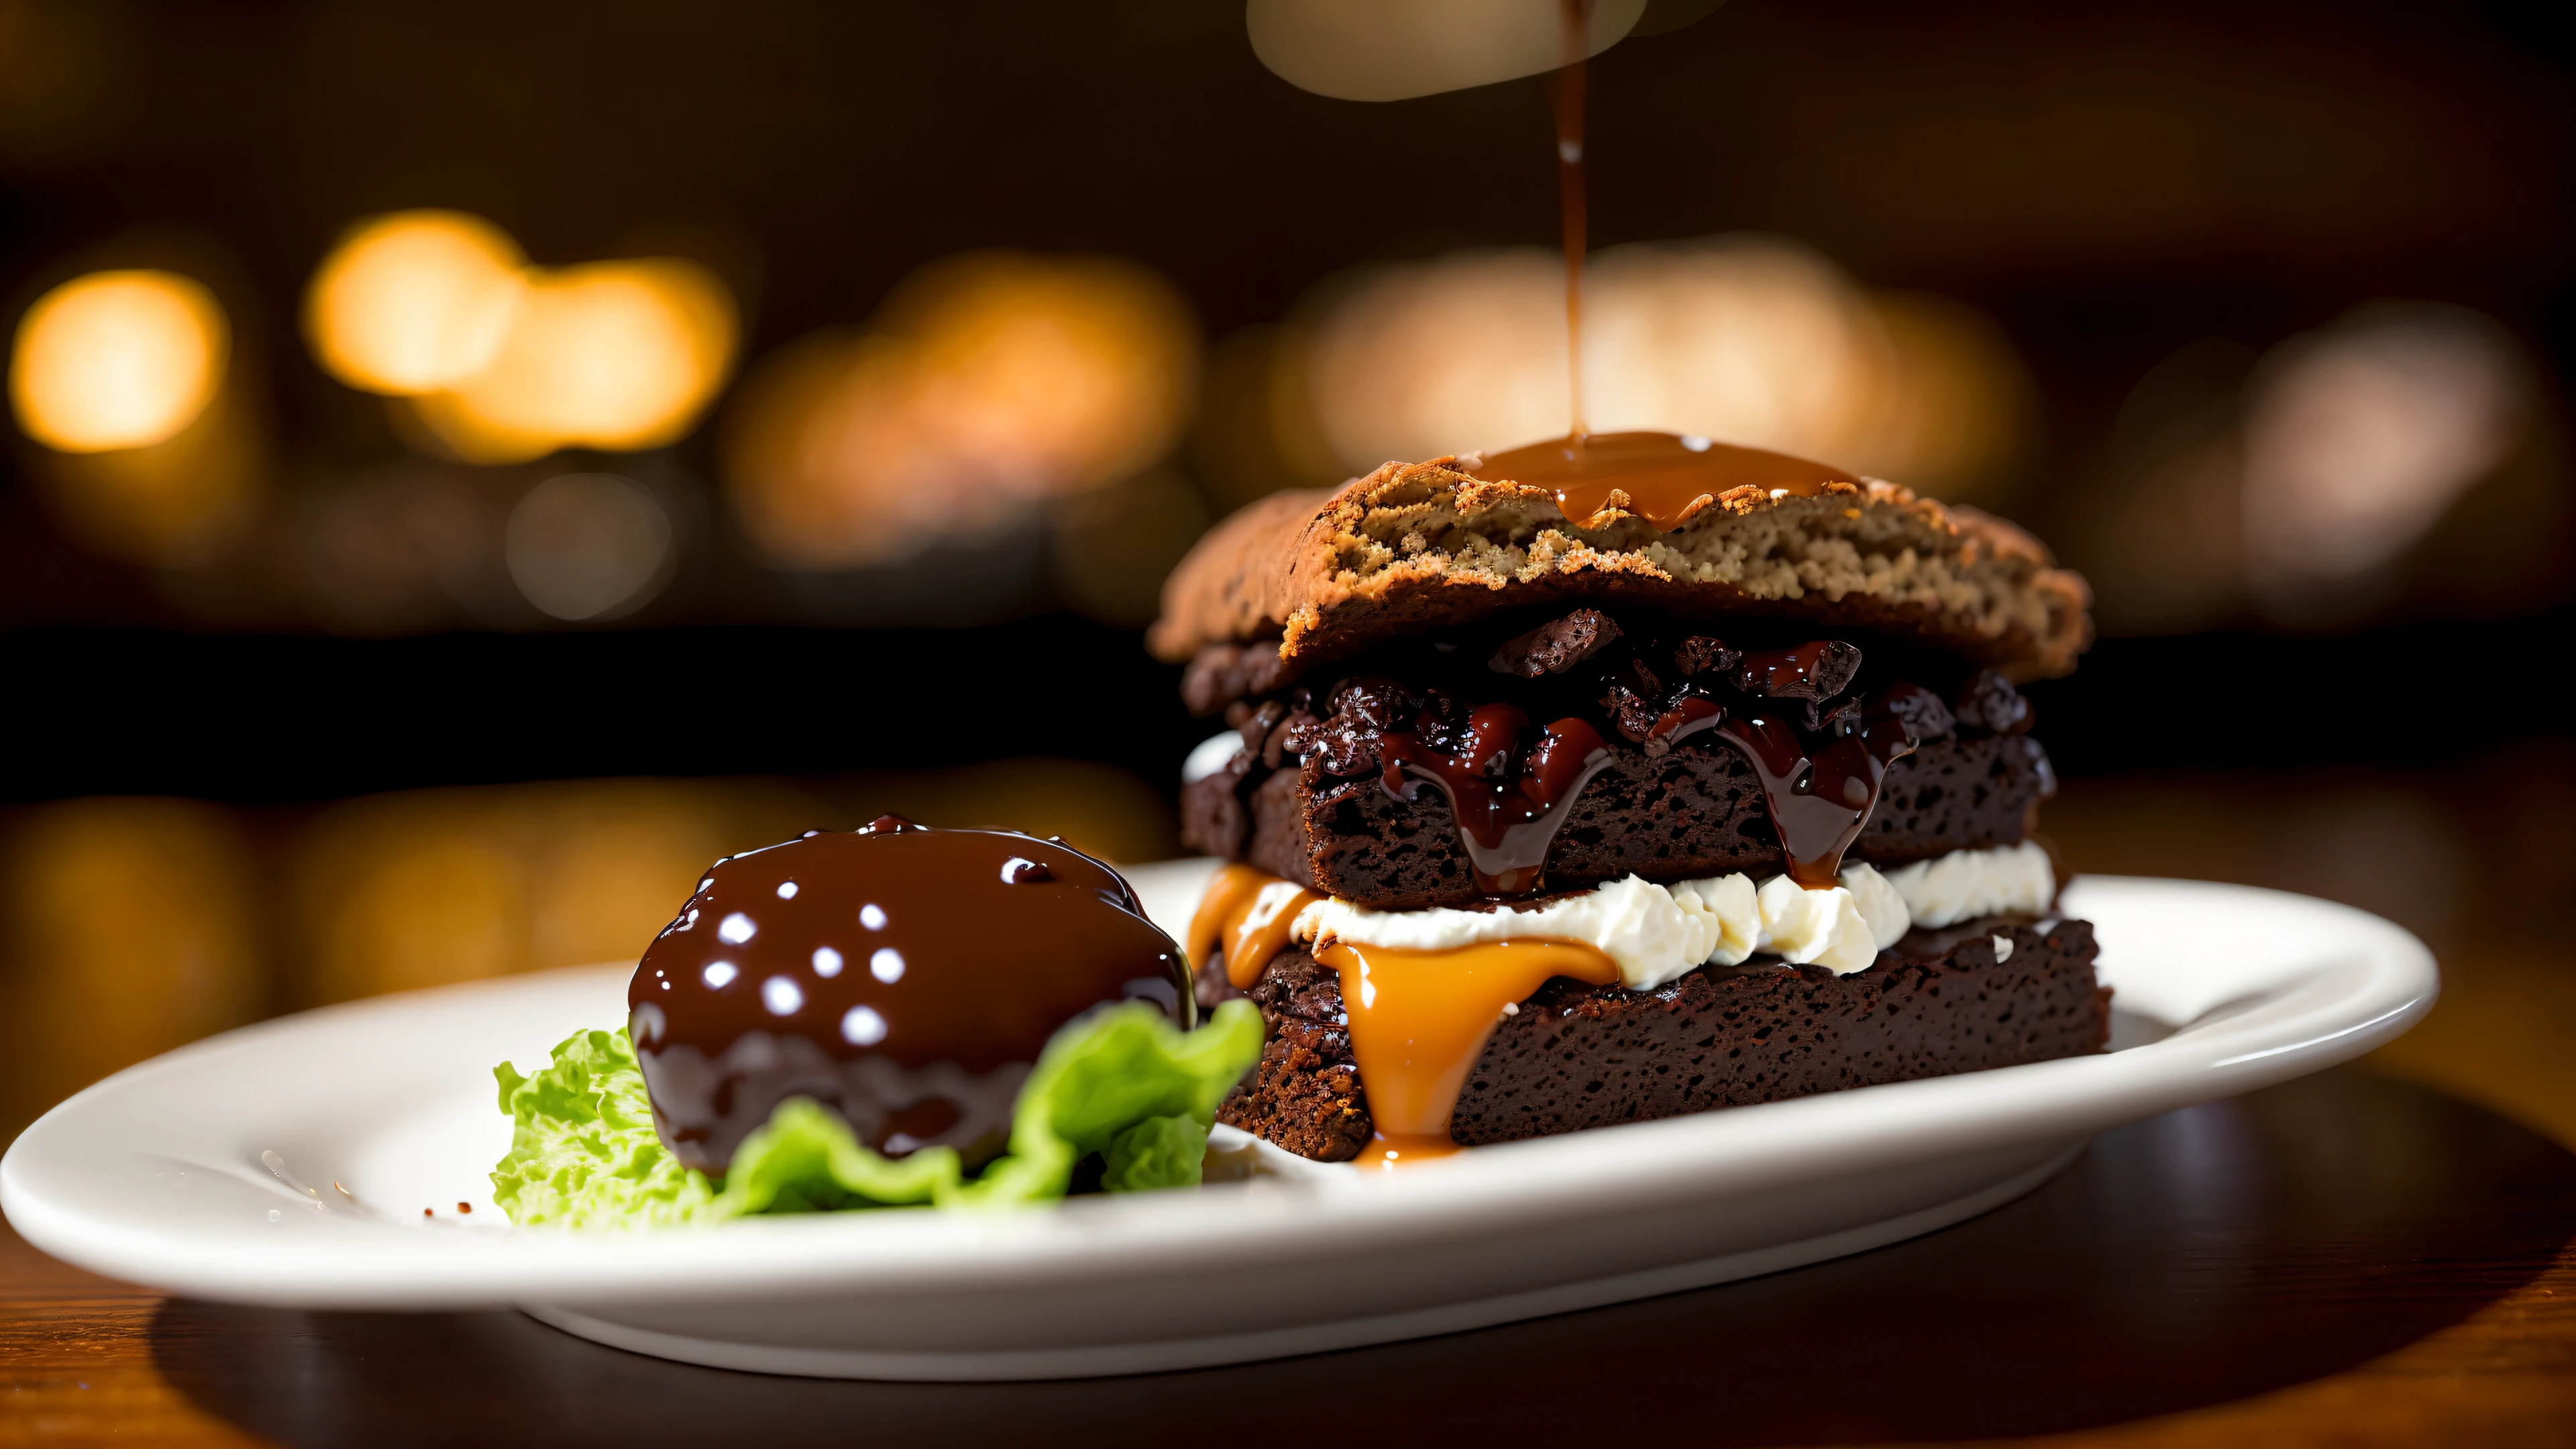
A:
[870,948,905,983]
[1681,434,1711,451]
[702,961,738,989]
[776,881,799,900]
[718,912,757,944]
[842,1005,888,1046]
[812,946,843,977]
[761,976,804,1016]
[859,903,887,930]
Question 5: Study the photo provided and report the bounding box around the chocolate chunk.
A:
[1955,669,2034,735]
[1734,641,1863,700]
[1183,641,1292,718]
[1599,684,1663,744]
[1803,696,1863,733]
[1874,680,1957,741]
[1670,635,1741,679]
[1312,716,1383,777]
[1238,699,1286,757]
[1488,608,1622,678]
[1326,676,1419,731]
[1275,709,1324,762]
[1411,688,1468,754]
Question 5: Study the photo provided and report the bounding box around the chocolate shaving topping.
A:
[1238,699,1287,758]
[1487,608,1621,679]
[1600,683,1665,744]
[1183,641,1292,718]
[1875,680,1957,741]
[1803,696,1863,734]
[1735,640,1864,700]
[1954,668,2033,735]
[1670,635,1741,678]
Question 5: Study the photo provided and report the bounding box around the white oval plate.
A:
[1,866,2434,1381]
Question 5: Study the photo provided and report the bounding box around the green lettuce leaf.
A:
[490,998,1263,1227]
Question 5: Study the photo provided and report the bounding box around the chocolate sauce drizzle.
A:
[628,816,1188,1175]
[1354,633,1949,901]
[1379,707,1616,897]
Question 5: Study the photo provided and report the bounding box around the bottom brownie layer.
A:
[1211,918,2110,1161]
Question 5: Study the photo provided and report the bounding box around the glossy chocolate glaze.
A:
[1472,432,1860,531]
[1379,708,1616,897]
[1715,690,1921,890]
[1292,619,1958,902]
[628,816,1188,1175]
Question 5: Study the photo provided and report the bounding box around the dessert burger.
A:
[1152,431,2108,1165]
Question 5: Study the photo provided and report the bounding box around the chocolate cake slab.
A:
[1189,728,2055,911]
[1211,919,2109,1161]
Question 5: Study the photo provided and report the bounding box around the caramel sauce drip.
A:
[1317,936,1621,1144]
[1186,861,1325,990]
[1354,1134,1461,1171]
[1473,432,1862,532]
[1378,707,1615,897]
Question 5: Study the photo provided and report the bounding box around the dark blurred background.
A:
[1,0,2570,1138]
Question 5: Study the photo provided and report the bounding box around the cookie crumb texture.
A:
[1148,458,2091,680]
[1213,920,2108,1161]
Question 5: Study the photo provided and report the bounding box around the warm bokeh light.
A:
[504,471,675,621]
[1299,237,2029,495]
[2242,304,2524,619]
[408,258,739,464]
[726,252,1197,570]
[287,780,813,1004]
[304,209,528,395]
[1858,290,2035,503]
[9,268,226,452]
[27,384,264,566]
[282,767,1175,1004]
[2068,304,2538,635]
[1049,469,1212,627]
[0,799,262,1131]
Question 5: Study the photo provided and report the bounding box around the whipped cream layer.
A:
[1291,840,2055,989]
[1183,729,1244,784]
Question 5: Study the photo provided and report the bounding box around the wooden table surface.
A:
[3,1063,2571,1448]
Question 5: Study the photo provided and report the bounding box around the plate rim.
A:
[1,873,2439,1309]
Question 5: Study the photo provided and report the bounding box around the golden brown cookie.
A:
[1149,454,2092,681]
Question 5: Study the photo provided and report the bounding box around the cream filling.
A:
[1290,842,2055,987]
[1881,841,2055,928]
[1183,729,1244,784]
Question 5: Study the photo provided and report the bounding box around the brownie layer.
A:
[1185,729,2054,912]
[1210,919,2108,1161]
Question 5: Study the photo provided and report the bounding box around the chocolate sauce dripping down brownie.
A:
[1183,608,2053,910]
[1375,710,1617,896]
[1212,924,2108,1161]
[629,817,1189,1175]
